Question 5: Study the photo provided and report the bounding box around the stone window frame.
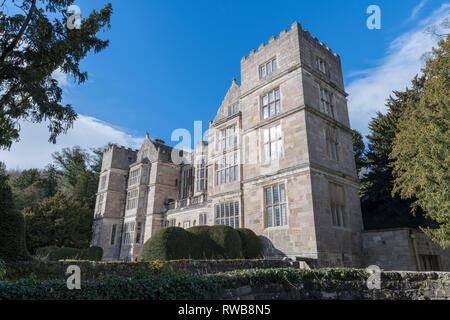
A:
[328,182,348,229]
[135,222,143,244]
[316,57,329,76]
[215,201,240,228]
[129,168,141,186]
[123,222,135,245]
[199,213,207,225]
[259,57,278,79]
[110,224,116,245]
[261,123,284,163]
[263,182,288,228]
[325,126,339,162]
[215,152,239,186]
[96,193,104,215]
[228,102,240,116]
[420,254,440,271]
[260,87,281,120]
[126,188,139,210]
[196,159,206,192]
[99,174,107,190]
[319,86,335,119]
[216,124,238,152]
[141,166,148,185]
[138,189,146,209]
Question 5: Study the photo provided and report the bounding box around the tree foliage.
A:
[351,129,366,176]
[0,0,113,149]
[23,192,93,253]
[390,36,450,248]
[0,162,30,261]
[360,76,431,230]
[52,146,102,209]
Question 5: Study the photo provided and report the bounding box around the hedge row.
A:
[138,226,261,261]
[0,210,30,262]
[0,268,370,300]
[35,246,103,261]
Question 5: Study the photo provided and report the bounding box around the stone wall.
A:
[213,271,450,300]
[362,228,450,271]
[4,259,298,280]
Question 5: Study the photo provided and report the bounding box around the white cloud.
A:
[0,115,143,170]
[408,0,430,22]
[347,4,449,136]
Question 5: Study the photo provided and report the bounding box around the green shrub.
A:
[138,227,202,261]
[0,259,6,281]
[236,228,262,259]
[48,247,82,261]
[34,246,103,261]
[205,225,243,259]
[0,210,30,261]
[80,246,103,261]
[186,226,223,259]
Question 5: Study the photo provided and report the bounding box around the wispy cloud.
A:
[347,4,449,136]
[0,115,143,170]
[408,0,430,22]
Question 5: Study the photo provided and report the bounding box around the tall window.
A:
[141,167,148,184]
[262,88,281,119]
[123,222,135,245]
[263,125,283,162]
[126,189,138,210]
[110,224,116,245]
[329,183,346,227]
[129,168,140,185]
[217,125,237,151]
[320,88,334,118]
[215,152,238,185]
[199,213,207,225]
[183,221,190,229]
[325,127,339,161]
[196,160,206,192]
[135,222,143,244]
[168,219,176,227]
[228,103,239,116]
[264,183,287,227]
[181,167,193,199]
[259,58,277,78]
[215,202,239,228]
[138,190,146,209]
[316,57,328,75]
[100,175,107,190]
[420,255,440,271]
[96,194,104,215]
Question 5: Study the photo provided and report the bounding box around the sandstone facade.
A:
[91,22,450,271]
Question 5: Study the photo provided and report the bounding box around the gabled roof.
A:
[213,78,240,123]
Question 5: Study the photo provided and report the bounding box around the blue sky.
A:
[2,0,449,169]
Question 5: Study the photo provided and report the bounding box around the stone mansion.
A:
[92,22,450,270]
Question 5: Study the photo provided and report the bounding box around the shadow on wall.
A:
[258,236,287,259]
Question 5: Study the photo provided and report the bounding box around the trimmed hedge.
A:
[185,226,222,259]
[35,246,103,261]
[138,227,201,261]
[0,268,373,300]
[0,210,30,261]
[139,226,246,261]
[202,225,242,259]
[236,228,262,259]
